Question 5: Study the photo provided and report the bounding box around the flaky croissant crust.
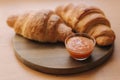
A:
[7,10,73,42]
[55,3,115,46]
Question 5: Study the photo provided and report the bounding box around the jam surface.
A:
[66,36,94,59]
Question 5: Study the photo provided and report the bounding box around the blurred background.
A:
[0,0,120,80]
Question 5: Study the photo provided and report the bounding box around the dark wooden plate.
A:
[13,35,114,74]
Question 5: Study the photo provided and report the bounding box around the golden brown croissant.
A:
[7,10,73,42]
[55,3,115,46]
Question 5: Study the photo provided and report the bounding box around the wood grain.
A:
[13,34,113,74]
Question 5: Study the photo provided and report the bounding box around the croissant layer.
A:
[55,3,115,46]
[7,10,73,42]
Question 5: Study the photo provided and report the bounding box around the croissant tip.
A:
[96,36,115,46]
[7,15,18,28]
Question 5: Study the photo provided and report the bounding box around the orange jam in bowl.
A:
[65,33,96,61]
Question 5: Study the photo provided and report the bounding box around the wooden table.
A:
[0,0,119,80]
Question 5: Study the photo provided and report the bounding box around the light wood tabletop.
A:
[0,0,119,80]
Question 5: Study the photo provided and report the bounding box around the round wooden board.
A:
[13,35,114,75]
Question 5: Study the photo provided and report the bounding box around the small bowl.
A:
[65,33,96,61]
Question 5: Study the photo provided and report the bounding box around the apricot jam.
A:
[65,33,95,60]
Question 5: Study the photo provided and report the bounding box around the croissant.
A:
[55,3,115,46]
[7,10,73,42]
